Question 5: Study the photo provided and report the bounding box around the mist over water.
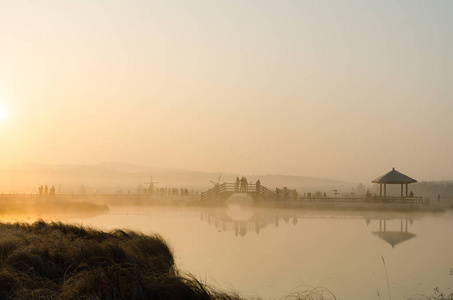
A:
[3,194,452,300]
[0,196,109,222]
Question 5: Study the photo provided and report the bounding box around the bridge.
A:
[200,182,280,202]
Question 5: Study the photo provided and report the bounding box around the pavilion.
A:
[372,168,417,198]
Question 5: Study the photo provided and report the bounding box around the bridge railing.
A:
[201,183,226,201]
[200,183,280,201]
[200,184,424,203]
[257,185,277,200]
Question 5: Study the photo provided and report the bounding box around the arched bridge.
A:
[200,182,277,202]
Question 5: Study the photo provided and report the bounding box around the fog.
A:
[0,196,109,222]
[0,163,355,195]
[1,163,452,201]
[1,2,453,183]
[2,193,450,300]
[1,1,453,298]
[1,170,453,299]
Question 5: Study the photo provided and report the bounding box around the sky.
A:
[0,0,452,183]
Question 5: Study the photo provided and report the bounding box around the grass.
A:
[0,220,242,300]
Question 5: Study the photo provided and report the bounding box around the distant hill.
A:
[0,162,354,195]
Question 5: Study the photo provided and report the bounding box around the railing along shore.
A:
[1,189,423,204]
[200,182,423,203]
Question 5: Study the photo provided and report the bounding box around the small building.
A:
[372,168,417,198]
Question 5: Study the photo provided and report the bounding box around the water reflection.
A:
[201,204,437,247]
[201,209,291,236]
[372,219,416,248]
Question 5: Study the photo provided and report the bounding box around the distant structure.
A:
[209,175,222,187]
[144,176,159,195]
[372,168,417,198]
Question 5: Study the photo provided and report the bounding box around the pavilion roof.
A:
[372,168,417,184]
[372,231,416,248]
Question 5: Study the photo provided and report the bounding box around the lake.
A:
[3,196,453,299]
[63,198,452,300]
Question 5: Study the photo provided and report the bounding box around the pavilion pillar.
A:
[384,184,387,198]
[380,184,382,197]
[406,184,408,197]
[401,184,403,198]
[405,219,408,232]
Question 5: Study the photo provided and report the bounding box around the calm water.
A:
[11,198,453,299]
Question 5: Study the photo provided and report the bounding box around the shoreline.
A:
[0,193,448,213]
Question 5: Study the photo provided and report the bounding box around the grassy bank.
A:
[0,221,242,300]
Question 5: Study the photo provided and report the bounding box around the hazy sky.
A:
[0,1,452,182]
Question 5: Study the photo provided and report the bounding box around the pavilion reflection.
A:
[200,205,438,247]
[371,218,416,248]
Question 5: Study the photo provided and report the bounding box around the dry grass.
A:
[0,221,242,300]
